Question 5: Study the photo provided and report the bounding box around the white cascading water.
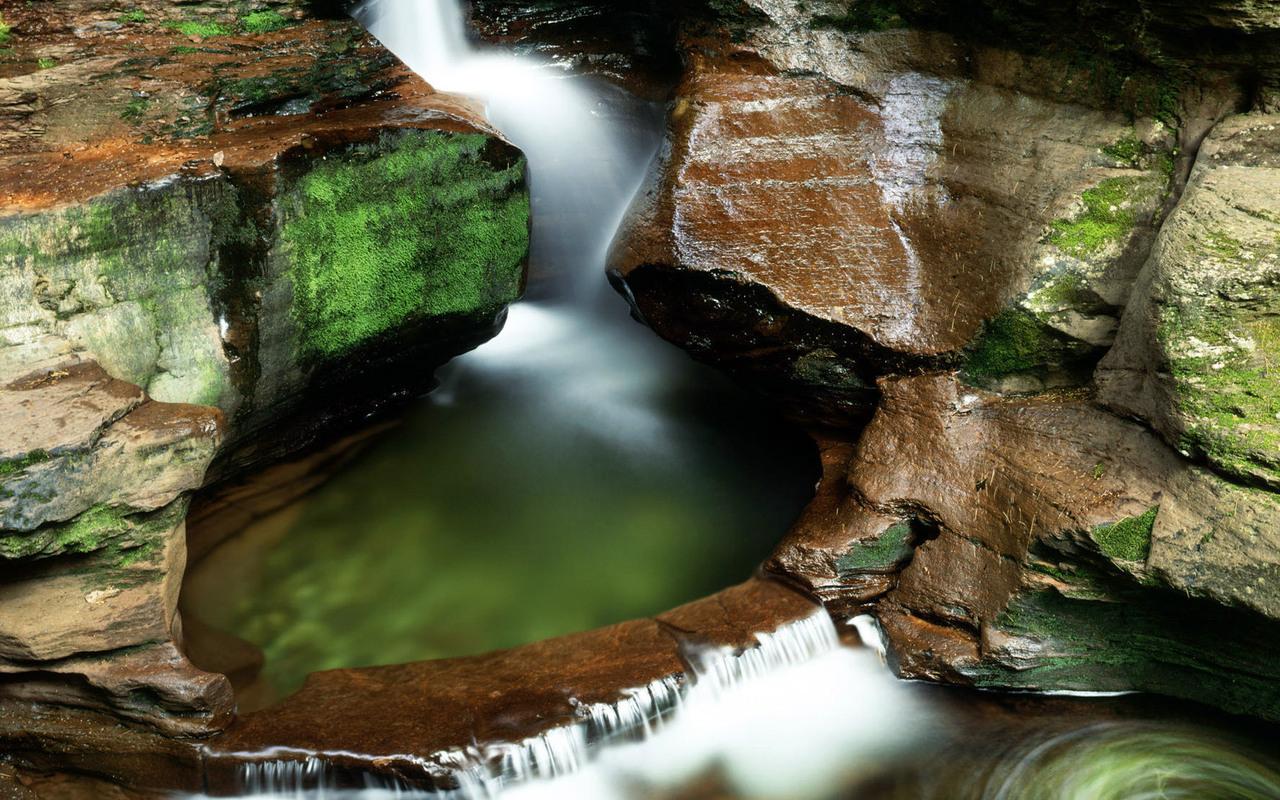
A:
[351,0,685,457]
[214,610,926,799]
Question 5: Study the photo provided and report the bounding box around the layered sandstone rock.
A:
[612,0,1280,718]
[0,0,528,735]
[1099,112,1280,489]
[611,4,1196,423]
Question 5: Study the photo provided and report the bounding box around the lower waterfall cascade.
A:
[202,608,886,799]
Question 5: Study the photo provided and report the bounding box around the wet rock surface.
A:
[0,578,818,793]
[467,0,680,97]
[609,0,1280,720]
[0,0,528,738]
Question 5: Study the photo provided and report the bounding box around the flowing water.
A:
[179,2,1280,798]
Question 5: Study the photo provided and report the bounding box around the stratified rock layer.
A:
[0,0,529,736]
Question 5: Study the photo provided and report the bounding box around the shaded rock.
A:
[468,0,681,97]
[1099,111,1280,488]
[0,642,234,738]
[767,373,1280,718]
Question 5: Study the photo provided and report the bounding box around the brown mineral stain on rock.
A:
[614,51,961,355]
[769,369,1280,716]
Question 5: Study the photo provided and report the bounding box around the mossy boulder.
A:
[1099,112,1280,488]
[0,0,530,740]
[278,130,528,363]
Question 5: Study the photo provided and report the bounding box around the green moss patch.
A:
[1101,134,1144,167]
[241,11,290,34]
[0,504,133,560]
[836,522,915,573]
[1049,177,1143,257]
[1092,506,1157,562]
[168,20,233,38]
[120,95,149,124]
[0,450,49,478]
[282,130,528,361]
[967,584,1280,719]
[960,308,1092,386]
[1162,300,1280,485]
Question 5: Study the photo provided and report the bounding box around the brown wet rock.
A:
[610,16,1184,418]
[769,372,1280,718]
[0,0,530,739]
[0,358,229,732]
[468,0,681,99]
[0,699,205,795]
[201,578,818,791]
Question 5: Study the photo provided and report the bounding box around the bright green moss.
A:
[283,130,528,361]
[37,57,55,70]
[0,449,49,478]
[0,14,10,45]
[119,10,147,24]
[961,308,1087,385]
[241,10,289,34]
[1092,506,1157,562]
[1049,178,1142,257]
[0,504,133,560]
[836,522,914,573]
[1102,134,1143,167]
[168,20,233,38]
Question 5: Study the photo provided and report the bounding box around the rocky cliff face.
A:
[0,0,528,735]
[610,0,1280,718]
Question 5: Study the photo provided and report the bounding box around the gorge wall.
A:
[0,0,529,737]
[608,0,1280,719]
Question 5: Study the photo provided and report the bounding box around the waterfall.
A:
[351,0,659,305]
[215,609,906,799]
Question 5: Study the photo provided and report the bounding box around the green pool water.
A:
[184,303,818,700]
